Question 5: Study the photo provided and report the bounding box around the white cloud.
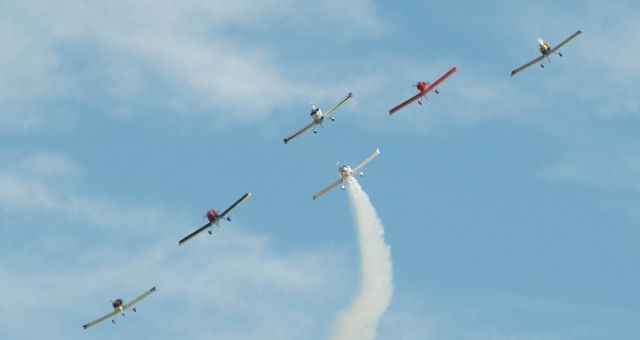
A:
[0,151,350,339]
[0,229,347,339]
[499,1,640,119]
[0,0,384,131]
[539,149,640,191]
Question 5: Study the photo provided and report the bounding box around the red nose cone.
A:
[417,82,428,92]
[207,210,219,221]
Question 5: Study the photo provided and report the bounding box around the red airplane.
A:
[388,66,458,115]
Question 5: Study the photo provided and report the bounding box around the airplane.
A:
[82,286,157,330]
[283,92,353,144]
[510,30,582,77]
[388,66,457,115]
[178,193,252,246]
[312,148,380,200]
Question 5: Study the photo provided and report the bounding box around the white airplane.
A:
[283,92,353,144]
[312,148,380,200]
[82,286,157,330]
[511,30,582,76]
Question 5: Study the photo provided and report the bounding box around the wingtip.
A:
[82,325,88,330]
[283,138,289,144]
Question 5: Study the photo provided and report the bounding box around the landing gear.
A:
[341,185,346,190]
[208,229,213,235]
[330,117,335,122]
[359,172,364,177]
[112,320,116,324]
[133,308,137,312]
[313,129,318,133]
[540,64,544,68]
[226,217,231,221]
[559,52,563,57]
[418,95,425,105]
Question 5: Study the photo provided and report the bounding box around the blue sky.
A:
[1,0,639,339]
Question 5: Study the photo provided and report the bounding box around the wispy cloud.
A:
[0,230,347,339]
[0,151,349,339]
[0,1,385,131]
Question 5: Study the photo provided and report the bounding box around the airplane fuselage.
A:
[416,81,429,93]
[339,165,353,178]
[206,209,219,223]
[337,165,354,190]
[310,108,323,124]
[538,39,551,56]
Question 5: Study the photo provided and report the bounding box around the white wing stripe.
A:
[323,92,353,118]
[312,178,343,200]
[82,310,119,330]
[123,286,157,310]
[352,148,381,174]
[283,121,316,144]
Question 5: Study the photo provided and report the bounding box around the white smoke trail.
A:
[331,177,393,340]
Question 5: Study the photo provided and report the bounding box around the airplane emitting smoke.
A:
[332,177,393,340]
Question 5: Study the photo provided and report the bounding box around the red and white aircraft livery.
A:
[388,67,457,115]
[178,193,252,246]
[82,286,157,330]
[283,92,353,144]
[313,148,380,200]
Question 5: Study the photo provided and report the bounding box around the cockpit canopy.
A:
[206,210,219,221]
[112,299,124,309]
[338,165,352,175]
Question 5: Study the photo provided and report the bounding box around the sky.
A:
[1,0,640,339]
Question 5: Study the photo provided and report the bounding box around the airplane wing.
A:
[178,221,213,246]
[388,92,424,115]
[283,121,316,144]
[352,148,381,174]
[312,178,343,200]
[178,193,251,246]
[389,67,457,115]
[550,30,582,54]
[218,192,252,220]
[323,92,354,118]
[427,66,458,92]
[510,55,545,77]
[83,309,120,330]
[123,286,157,311]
